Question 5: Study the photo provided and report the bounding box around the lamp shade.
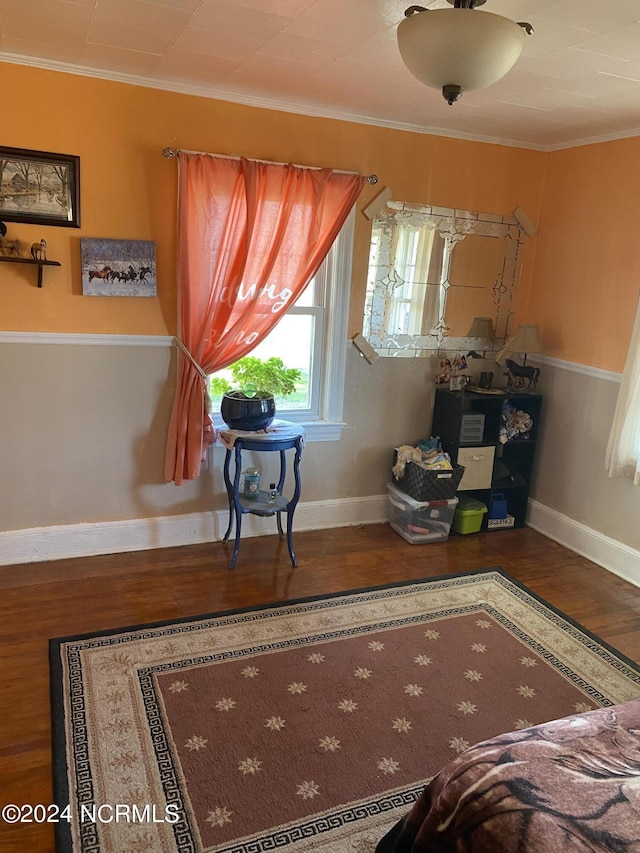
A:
[494,323,544,366]
[397,8,526,94]
[508,324,544,354]
[466,316,496,340]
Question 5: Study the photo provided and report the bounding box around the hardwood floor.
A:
[1,523,639,852]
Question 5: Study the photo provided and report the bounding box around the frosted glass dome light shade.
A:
[397,8,526,101]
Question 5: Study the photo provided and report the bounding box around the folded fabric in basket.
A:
[392,442,452,480]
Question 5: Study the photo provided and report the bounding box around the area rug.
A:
[50,568,640,853]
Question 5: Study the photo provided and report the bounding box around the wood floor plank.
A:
[1,524,639,852]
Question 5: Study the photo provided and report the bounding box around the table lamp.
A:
[495,324,544,367]
[466,316,496,358]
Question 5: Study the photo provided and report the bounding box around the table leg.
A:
[223,445,244,570]
[276,449,286,539]
[285,438,303,567]
[222,449,234,542]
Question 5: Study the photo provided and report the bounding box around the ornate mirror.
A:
[363,201,524,356]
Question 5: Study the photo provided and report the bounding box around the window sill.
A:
[211,416,345,442]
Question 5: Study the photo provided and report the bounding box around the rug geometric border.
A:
[50,567,640,853]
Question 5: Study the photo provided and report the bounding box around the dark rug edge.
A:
[48,564,640,853]
[48,566,504,852]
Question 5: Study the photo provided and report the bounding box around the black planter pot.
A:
[220,392,276,431]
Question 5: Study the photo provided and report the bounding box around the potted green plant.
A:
[212,356,302,431]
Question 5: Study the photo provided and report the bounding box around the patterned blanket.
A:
[375,699,640,852]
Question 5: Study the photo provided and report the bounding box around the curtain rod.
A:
[161,147,378,185]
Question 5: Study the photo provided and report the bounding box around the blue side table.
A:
[219,420,305,570]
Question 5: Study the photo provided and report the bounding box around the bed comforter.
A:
[375,699,640,852]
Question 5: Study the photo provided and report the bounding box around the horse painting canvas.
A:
[81,238,156,297]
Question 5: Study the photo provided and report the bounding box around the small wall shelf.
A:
[0,256,61,287]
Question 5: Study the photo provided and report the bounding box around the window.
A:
[210,207,355,441]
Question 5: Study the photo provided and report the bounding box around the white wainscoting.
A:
[0,495,389,566]
[2,345,638,585]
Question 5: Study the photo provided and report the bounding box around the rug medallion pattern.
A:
[50,569,640,853]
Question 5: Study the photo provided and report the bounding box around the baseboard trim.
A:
[4,496,639,589]
[0,495,389,566]
[527,499,640,588]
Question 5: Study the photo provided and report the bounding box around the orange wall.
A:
[1,61,545,342]
[526,138,640,372]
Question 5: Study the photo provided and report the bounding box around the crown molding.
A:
[0,52,550,153]
[545,125,640,152]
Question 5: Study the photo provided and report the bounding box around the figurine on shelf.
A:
[30,239,47,261]
[505,358,540,390]
[0,235,22,257]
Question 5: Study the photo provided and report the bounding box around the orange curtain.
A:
[165,153,366,484]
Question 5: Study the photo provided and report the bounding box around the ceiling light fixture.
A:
[397,0,533,105]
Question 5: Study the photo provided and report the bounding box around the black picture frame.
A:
[0,146,80,228]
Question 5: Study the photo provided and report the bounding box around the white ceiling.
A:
[2,0,640,150]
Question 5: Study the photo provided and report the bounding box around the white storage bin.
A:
[387,482,458,544]
[457,446,495,490]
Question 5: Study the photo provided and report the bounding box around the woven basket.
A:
[394,459,465,502]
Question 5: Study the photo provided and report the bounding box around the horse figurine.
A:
[505,358,540,390]
[0,236,22,257]
[30,239,47,261]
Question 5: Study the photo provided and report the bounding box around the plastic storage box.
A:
[387,482,458,544]
[489,492,508,520]
[452,495,488,534]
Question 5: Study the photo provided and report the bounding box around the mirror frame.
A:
[363,201,524,357]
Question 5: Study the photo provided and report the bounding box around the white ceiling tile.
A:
[2,0,640,148]
[218,69,294,97]
[189,0,293,41]
[537,0,640,34]
[588,90,640,115]
[256,32,347,67]
[82,42,162,73]
[235,52,315,82]
[87,20,174,53]
[0,0,94,29]
[156,46,237,81]
[228,0,315,15]
[1,18,87,49]
[600,57,640,84]
[2,36,84,62]
[92,0,192,33]
[487,0,558,18]
[140,0,203,10]
[279,3,386,47]
[173,27,261,61]
[520,19,602,60]
[517,47,628,80]
[572,24,640,62]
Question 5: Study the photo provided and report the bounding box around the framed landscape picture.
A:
[0,146,80,228]
[81,238,157,297]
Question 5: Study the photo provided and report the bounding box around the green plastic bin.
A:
[452,496,487,534]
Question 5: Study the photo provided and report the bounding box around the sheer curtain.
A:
[606,294,640,484]
[164,153,366,485]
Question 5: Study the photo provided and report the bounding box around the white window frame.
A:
[211,207,355,442]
